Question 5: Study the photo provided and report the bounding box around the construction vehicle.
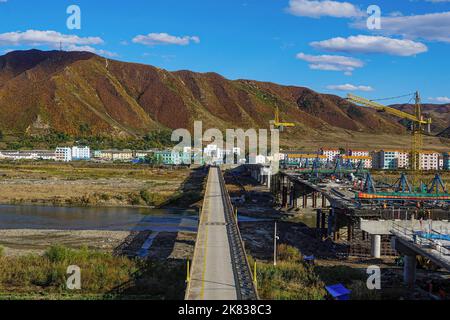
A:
[273,106,295,131]
[347,91,432,189]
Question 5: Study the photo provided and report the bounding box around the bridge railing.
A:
[391,222,450,257]
[185,168,211,300]
[217,168,259,300]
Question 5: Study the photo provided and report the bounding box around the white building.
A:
[55,147,72,162]
[321,148,341,162]
[420,151,439,171]
[72,146,90,160]
[348,149,370,157]
[341,155,373,169]
[374,150,409,170]
[0,150,56,161]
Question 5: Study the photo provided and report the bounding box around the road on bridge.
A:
[186,167,238,300]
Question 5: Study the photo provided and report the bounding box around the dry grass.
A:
[0,162,192,207]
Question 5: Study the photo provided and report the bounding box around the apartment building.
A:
[341,155,373,169]
[55,147,72,162]
[320,148,341,162]
[284,152,327,167]
[348,149,370,157]
[443,153,450,170]
[419,151,439,171]
[72,146,91,160]
[0,150,56,161]
[374,150,410,170]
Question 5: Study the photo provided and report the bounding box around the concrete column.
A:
[404,255,417,287]
[302,195,307,209]
[316,210,322,230]
[321,211,327,238]
[267,173,271,189]
[371,235,381,258]
[322,194,326,208]
[282,186,288,207]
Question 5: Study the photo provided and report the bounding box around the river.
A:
[0,205,199,233]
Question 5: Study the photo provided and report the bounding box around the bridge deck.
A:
[186,167,239,300]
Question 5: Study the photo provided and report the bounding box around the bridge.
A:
[185,167,258,300]
[391,222,450,286]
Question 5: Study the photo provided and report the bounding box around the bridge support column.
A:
[403,255,417,288]
[322,194,326,208]
[321,210,327,238]
[316,210,321,231]
[371,235,381,259]
[282,186,288,208]
[302,195,307,209]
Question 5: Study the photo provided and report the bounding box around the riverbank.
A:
[0,229,130,257]
[0,245,188,300]
[0,162,207,209]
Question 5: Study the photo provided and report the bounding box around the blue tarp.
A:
[325,284,351,300]
[415,231,450,241]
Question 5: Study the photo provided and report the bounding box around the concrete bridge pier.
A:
[371,234,381,259]
[403,255,417,288]
[392,238,418,288]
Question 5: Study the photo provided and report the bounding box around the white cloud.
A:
[310,35,428,56]
[0,30,103,47]
[429,96,450,103]
[66,45,118,57]
[296,52,364,75]
[327,84,374,91]
[352,11,450,43]
[132,33,200,46]
[286,0,364,18]
[0,30,116,57]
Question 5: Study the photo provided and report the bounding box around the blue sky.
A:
[0,0,449,104]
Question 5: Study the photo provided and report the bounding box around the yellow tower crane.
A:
[273,106,295,131]
[347,92,432,188]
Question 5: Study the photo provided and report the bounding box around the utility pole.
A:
[274,222,280,266]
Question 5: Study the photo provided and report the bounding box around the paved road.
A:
[186,167,238,300]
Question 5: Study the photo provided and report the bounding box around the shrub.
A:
[277,244,301,263]
[128,193,142,205]
[0,246,4,257]
[45,245,76,263]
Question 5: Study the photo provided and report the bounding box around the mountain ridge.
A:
[0,49,448,150]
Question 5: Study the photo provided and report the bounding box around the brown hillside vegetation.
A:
[0,49,449,150]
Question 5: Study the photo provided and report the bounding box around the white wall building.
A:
[420,151,439,171]
[72,146,90,160]
[321,148,341,162]
[55,147,72,162]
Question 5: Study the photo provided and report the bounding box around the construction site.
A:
[244,91,450,298]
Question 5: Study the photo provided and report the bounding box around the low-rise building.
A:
[93,150,134,162]
[0,150,56,161]
[155,150,192,165]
